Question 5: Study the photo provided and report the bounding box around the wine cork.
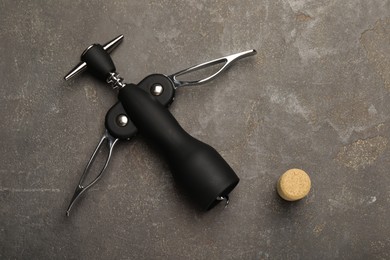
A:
[277,169,311,201]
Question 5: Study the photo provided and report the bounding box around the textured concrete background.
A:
[1,0,390,259]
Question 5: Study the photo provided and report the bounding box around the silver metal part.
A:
[64,35,124,81]
[64,61,87,81]
[168,49,257,88]
[66,130,119,216]
[102,34,124,53]
[116,114,128,127]
[216,195,230,208]
[106,72,126,90]
[150,84,164,96]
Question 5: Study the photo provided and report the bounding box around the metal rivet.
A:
[151,84,164,96]
[116,114,128,127]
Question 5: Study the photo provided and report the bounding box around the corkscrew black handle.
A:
[118,82,239,210]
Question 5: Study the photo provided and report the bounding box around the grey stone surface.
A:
[1,0,390,259]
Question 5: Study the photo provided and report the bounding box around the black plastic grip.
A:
[81,44,116,81]
[118,84,239,210]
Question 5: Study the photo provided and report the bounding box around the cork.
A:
[277,168,311,201]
